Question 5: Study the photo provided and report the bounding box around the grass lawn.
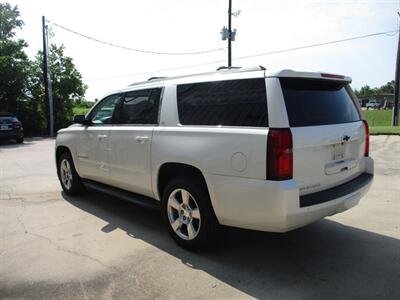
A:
[369,126,400,135]
[363,109,393,126]
[363,109,400,135]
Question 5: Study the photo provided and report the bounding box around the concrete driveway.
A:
[0,136,399,299]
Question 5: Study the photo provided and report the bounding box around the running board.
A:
[82,179,161,211]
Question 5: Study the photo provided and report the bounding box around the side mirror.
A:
[73,115,90,125]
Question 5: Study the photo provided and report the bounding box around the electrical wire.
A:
[230,30,399,61]
[86,29,399,82]
[46,20,225,55]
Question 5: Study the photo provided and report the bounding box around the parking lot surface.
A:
[1,136,399,299]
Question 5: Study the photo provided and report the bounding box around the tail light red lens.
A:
[13,121,22,129]
[363,120,369,156]
[267,128,293,180]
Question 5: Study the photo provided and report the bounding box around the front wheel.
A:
[162,177,218,250]
[57,152,85,196]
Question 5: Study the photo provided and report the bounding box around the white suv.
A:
[55,66,374,250]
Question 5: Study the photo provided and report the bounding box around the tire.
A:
[57,152,85,196]
[162,177,218,250]
[16,136,24,143]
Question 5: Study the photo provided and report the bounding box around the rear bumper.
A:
[205,157,374,232]
[0,128,23,139]
[299,173,372,208]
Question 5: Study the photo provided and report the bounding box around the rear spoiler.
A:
[268,69,352,83]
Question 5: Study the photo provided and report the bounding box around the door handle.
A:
[135,136,149,143]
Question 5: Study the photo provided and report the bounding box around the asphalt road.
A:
[0,136,399,299]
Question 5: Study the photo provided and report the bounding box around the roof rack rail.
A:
[129,76,167,86]
[216,65,266,72]
[216,66,241,71]
[128,65,267,86]
[147,76,167,81]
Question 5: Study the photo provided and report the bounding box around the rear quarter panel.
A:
[151,127,268,199]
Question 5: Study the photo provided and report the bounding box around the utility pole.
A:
[393,13,400,126]
[42,16,54,137]
[228,0,232,67]
[220,0,238,68]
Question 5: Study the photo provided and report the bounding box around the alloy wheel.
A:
[167,188,201,240]
[60,158,73,190]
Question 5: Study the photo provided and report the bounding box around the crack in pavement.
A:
[4,197,121,274]
[15,199,28,234]
[27,231,121,273]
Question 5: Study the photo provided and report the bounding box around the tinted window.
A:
[280,78,361,127]
[0,116,16,122]
[90,94,121,124]
[117,88,161,124]
[177,78,268,127]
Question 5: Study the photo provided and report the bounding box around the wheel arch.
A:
[55,146,75,176]
[157,163,204,197]
[157,162,219,226]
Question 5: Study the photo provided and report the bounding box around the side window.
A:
[177,78,268,127]
[117,88,161,125]
[89,94,121,124]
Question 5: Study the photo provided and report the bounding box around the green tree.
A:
[354,85,375,98]
[0,2,23,39]
[0,3,30,114]
[30,44,87,131]
[377,81,394,94]
[354,81,395,98]
[1,2,87,135]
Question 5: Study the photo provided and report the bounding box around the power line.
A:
[232,30,399,61]
[46,20,225,56]
[86,29,398,82]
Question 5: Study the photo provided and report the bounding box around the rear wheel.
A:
[58,152,84,195]
[16,136,23,143]
[162,177,218,250]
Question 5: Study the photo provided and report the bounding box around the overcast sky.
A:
[8,0,400,101]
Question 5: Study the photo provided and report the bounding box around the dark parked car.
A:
[0,112,24,143]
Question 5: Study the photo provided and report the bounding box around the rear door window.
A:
[280,78,361,127]
[177,78,268,127]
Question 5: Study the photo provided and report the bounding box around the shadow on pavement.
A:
[63,190,400,299]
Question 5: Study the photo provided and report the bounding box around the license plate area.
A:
[332,143,345,161]
[0,125,10,130]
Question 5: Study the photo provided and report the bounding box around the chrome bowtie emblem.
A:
[342,135,351,143]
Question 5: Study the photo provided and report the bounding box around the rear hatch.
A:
[0,114,15,131]
[280,77,366,195]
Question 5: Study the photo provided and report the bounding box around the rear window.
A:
[280,78,361,127]
[0,116,16,122]
[177,78,268,127]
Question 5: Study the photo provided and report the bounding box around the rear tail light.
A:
[267,128,293,180]
[363,120,369,156]
[13,121,22,129]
